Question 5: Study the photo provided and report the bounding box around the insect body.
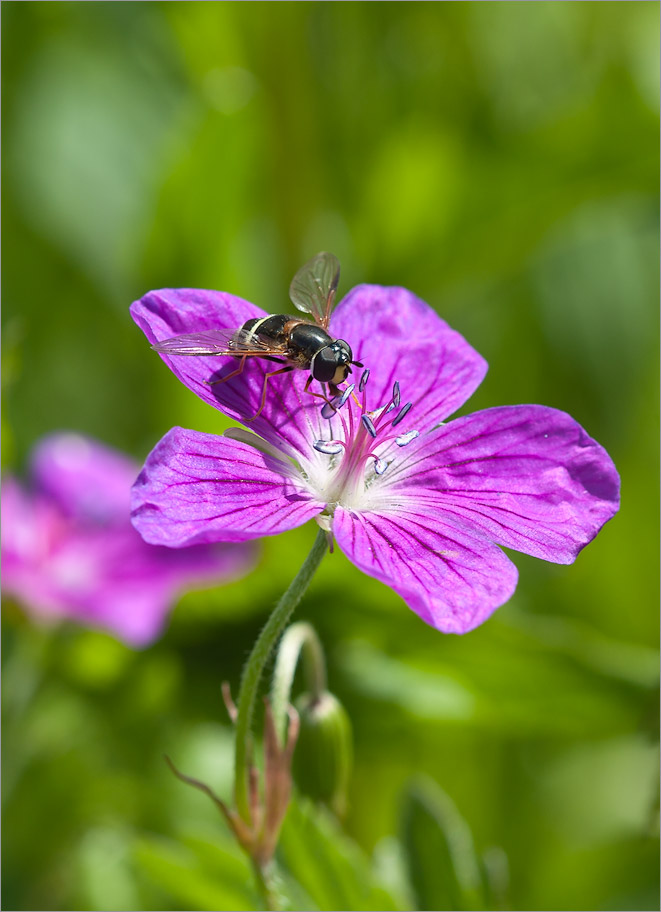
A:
[151,252,361,419]
[240,313,353,386]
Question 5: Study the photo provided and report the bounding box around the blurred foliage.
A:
[2,2,659,910]
[400,777,485,911]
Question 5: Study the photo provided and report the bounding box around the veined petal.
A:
[387,405,620,564]
[131,427,324,547]
[330,285,488,430]
[333,506,518,634]
[130,287,263,414]
[131,288,337,460]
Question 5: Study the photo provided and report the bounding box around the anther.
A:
[361,414,377,438]
[359,369,370,392]
[321,398,341,420]
[374,457,388,475]
[313,440,344,455]
[392,381,401,407]
[391,401,412,427]
[395,430,419,447]
[337,384,355,408]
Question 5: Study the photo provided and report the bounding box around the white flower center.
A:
[306,373,419,513]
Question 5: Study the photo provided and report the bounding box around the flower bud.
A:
[293,690,352,817]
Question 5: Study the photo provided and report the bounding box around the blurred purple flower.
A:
[130,285,619,634]
[1,433,254,647]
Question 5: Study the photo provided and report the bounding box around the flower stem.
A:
[271,621,327,742]
[234,528,328,823]
[250,858,278,911]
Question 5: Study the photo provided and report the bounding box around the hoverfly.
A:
[151,252,362,419]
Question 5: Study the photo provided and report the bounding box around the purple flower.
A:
[130,284,619,634]
[1,433,254,647]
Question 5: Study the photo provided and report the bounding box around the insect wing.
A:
[151,327,283,357]
[289,251,340,329]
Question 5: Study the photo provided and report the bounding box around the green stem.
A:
[271,621,327,741]
[234,528,328,822]
[250,858,278,911]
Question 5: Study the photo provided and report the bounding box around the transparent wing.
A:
[288,251,340,329]
[151,327,287,357]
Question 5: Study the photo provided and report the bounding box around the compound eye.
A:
[311,347,337,383]
[334,340,352,364]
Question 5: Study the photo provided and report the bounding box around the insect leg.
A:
[206,356,248,386]
[246,365,296,422]
[303,374,333,404]
[328,381,362,410]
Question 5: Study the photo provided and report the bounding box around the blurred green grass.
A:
[2,2,659,910]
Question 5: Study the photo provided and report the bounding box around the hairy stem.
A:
[271,621,327,741]
[234,528,328,822]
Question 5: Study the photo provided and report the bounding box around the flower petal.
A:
[131,288,338,460]
[130,287,263,410]
[386,405,620,563]
[131,426,324,547]
[1,476,254,647]
[330,285,488,430]
[1,478,59,606]
[31,433,138,524]
[333,505,518,634]
[69,530,254,648]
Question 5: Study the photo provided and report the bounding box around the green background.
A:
[2,3,659,910]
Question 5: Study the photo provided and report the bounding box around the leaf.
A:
[399,776,485,912]
[277,798,402,911]
[134,834,259,912]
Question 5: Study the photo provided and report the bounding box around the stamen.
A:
[392,401,413,426]
[313,440,345,455]
[337,384,355,408]
[309,378,419,500]
[321,397,341,420]
[395,429,419,447]
[373,457,388,475]
[361,414,377,438]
